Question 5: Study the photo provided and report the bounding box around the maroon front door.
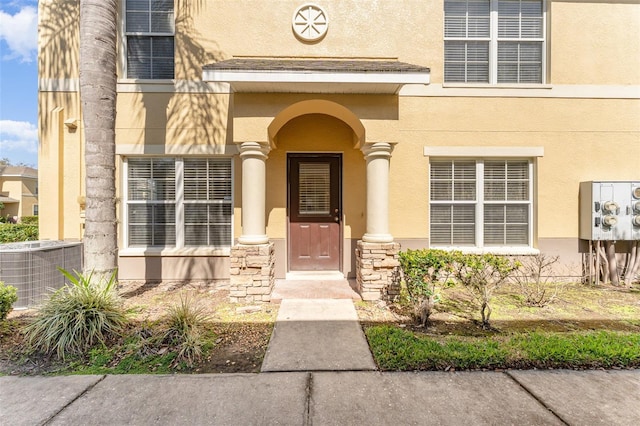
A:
[288,154,342,271]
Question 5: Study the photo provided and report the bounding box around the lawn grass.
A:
[365,325,640,371]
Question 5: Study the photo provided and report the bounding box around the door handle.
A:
[334,208,340,222]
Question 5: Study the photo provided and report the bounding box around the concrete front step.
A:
[270,279,361,303]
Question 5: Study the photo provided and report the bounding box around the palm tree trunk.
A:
[79,0,118,278]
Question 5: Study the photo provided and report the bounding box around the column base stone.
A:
[356,240,401,301]
[229,242,275,303]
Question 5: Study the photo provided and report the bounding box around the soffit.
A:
[0,196,19,203]
[202,59,430,94]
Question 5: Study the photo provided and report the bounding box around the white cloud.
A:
[0,6,37,62]
[0,120,38,154]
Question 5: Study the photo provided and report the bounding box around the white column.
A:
[237,141,270,245]
[362,142,395,243]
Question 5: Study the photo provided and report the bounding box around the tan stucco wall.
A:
[0,178,37,218]
[397,96,640,240]
[550,1,640,85]
[38,0,640,86]
[38,93,84,240]
[115,92,232,149]
[37,0,640,280]
[38,0,79,81]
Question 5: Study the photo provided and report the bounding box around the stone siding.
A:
[229,243,275,303]
[356,241,401,301]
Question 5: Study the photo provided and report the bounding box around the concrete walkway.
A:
[2,370,639,425]
[261,299,377,372]
[270,279,361,302]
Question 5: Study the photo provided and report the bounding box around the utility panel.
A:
[579,181,640,241]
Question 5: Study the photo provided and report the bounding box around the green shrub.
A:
[0,224,38,243]
[23,269,128,360]
[399,249,453,326]
[20,216,38,226]
[450,252,520,327]
[163,294,210,367]
[0,282,18,321]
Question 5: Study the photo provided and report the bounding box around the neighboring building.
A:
[0,166,38,220]
[38,1,640,301]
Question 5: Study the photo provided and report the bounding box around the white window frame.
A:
[122,157,234,255]
[444,0,547,85]
[429,158,535,254]
[123,0,175,80]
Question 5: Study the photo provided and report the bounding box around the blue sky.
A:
[0,0,38,167]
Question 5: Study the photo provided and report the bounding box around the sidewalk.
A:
[1,369,639,425]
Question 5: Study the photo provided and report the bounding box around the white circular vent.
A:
[292,3,328,42]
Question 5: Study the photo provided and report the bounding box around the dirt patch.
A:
[0,281,277,375]
[356,281,640,336]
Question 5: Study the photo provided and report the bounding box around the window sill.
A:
[430,246,540,256]
[442,83,552,90]
[117,79,176,85]
[119,247,230,257]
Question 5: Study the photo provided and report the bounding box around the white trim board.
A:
[401,84,640,99]
[424,146,544,157]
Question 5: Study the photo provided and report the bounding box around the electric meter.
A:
[602,215,618,227]
[580,181,640,240]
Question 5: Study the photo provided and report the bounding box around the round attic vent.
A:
[292,3,328,42]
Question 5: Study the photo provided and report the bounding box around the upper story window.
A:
[444,0,545,84]
[125,0,175,79]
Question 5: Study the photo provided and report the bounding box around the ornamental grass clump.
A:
[24,269,127,360]
[163,294,210,367]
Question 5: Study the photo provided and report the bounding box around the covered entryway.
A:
[203,58,430,302]
[288,153,342,272]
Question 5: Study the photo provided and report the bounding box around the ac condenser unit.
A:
[579,181,640,241]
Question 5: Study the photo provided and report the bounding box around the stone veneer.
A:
[356,241,401,301]
[229,243,275,303]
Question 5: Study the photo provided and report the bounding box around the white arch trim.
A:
[267,100,366,149]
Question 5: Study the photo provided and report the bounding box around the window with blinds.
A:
[125,0,174,79]
[184,158,232,248]
[444,0,545,84]
[127,158,176,247]
[430,159,532,248]
[126,157,233,249]
[298,162,331,215]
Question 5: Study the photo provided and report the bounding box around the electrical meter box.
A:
[579,181,640,241]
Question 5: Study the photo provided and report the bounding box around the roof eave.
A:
[202,70,430,94]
